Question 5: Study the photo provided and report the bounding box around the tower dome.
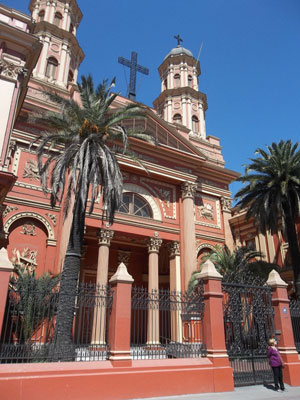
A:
[164,46,193,61]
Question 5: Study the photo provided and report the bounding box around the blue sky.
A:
[4,0,300,198]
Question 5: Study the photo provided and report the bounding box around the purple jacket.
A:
[267,346,282,367]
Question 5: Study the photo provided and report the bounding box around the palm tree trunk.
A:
[52,196,86,360]
[283,204,300,298]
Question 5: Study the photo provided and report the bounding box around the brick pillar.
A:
[0,248,13,334]
[198,259,234,392]
[108,262,133,366]
[267,269,300,385]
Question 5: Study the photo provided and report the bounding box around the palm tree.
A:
[187,245,263,294]
[34,75,153,359]
[234,140,300,297]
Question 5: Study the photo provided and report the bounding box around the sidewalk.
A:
[134,384,300,400]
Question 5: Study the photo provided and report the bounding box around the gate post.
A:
[198,260,234,392]
[0,248,13,334]
[108,262,134,366]
[267,269,300,386]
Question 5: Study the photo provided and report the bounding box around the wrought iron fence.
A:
[0,283,113,363]
[289,298,300,352]
[222,271,275,386]
[130,285,206,360]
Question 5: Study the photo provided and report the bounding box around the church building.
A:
[0,0,239,298]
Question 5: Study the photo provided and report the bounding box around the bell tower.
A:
[153,37,207,139]
[28,0,84,89]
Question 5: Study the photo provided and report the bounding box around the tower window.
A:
[38,10,45,22]
[188,75,193,87]
[68,70,74,83]
[192,115,199,132]
[54,12,62,27]
[69,23,74,33]
[118,193,153,218]
[45,57,58,79]
[173,114,182,124]
[174,74,180,88]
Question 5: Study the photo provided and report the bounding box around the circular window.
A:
[119,193,153,218]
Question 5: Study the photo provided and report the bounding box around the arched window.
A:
[45,57,58,79]
[173,113,182,124]
[69,23,74,33]
[119,193,153,218]
[38,10,45,22]
[192,115,199,132]
[68,69,74,83]
[188,75,193,87]
[174,73,180,88]
[164,79,168,90]
[53,12,62,27]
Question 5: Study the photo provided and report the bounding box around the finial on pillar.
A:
[198,259,222,280]
[109,262,134,284]
[267,269,287,288]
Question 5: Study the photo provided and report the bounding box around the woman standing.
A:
[267,338,285,391]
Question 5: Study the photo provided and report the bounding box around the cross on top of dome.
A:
[174,34,183,47]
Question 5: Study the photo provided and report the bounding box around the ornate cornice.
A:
[147,237,162,253]
[220,196,232,213]
[98,229,114,246]
[181,181,197,200]
[167,241,180,257]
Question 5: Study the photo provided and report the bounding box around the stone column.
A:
[108,263,134,366]
[37,35,50,79]
[91,229,114,345]
[181,182,197,290]
[147,237,162,345]
[96,229,114,285]
[199,103,206,138]
[266,230,276,262]
[198,259,234,392]
[267,270,300,385]
[57,42,68,86]
[44,1,51,21]
[62,3,70,31]
[181,97,187,126]
[168,241,182,342]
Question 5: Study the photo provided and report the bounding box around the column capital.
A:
[147,237,162,254]
[167,241,180,258]
[0,57,26,82]
[181,181,197,200]
[220,196,232,213]
[98,229,114,246]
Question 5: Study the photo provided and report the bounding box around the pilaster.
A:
[181,182,197,289]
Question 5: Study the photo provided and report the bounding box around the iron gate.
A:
[222,271,275,386]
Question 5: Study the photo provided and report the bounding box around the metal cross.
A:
[118,51,149,101]
[174,34,183,47]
